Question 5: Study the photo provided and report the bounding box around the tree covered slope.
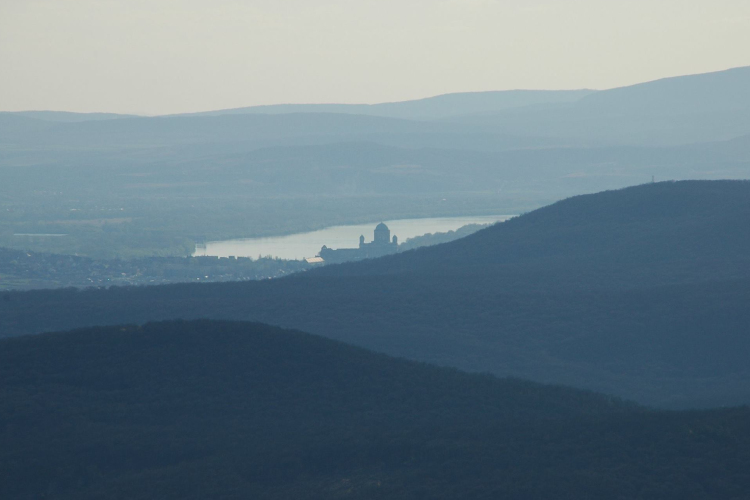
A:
[1,320,749,499]
[2,181,749,407]
[317,180,750,285]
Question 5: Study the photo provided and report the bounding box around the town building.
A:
[318,223,398,263]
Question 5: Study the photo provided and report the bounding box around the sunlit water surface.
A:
[193,215,514,260]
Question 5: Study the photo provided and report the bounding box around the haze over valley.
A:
[2,1,750,497]
[2,66,750,262]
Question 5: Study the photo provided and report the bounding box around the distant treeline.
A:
[0,247,310,290]
[397,223,490,252]
[0,223,486,290]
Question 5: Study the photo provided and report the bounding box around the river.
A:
[193,215,513,260]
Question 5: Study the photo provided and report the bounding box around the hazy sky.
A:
[2,0,750,115]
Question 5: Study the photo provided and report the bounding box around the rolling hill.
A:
[316,180,750,282]
[180,89,594,120]
[2,181,749,407]
[3,110,136,122]
[0,112,442,149]
[4,67,749,154]
[451,66,750,145]
[575,66,750,116]
[3,137,748,216]
[2,319,748,499]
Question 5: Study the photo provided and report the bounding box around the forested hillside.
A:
[2,181,749,407]
[2,320,749,500]
[317,180,750,286]
[6,5,750,498]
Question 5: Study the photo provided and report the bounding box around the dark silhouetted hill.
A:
[317,180,750,283]
[2,182,750,407]
[2,319,749,499]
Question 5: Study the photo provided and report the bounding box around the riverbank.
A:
[194,215,514,260]
[0,192,532,260]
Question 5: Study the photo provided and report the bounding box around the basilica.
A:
[318,223,398,264]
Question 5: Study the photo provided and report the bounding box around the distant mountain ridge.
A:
[176,89,595,120]
[0,112,436,148]
[3,65,747,123]
[3,66,749,149]
[576,65,750,116]
[0,90,593,123]
[447,65,750,145]
[2,110,136,122]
